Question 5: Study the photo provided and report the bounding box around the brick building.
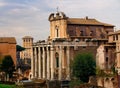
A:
[0,37,17,66]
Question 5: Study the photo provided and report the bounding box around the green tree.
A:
[0,55,15,81]
[16,45,25,51]
[72,53,96,82]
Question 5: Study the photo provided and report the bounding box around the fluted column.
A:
[42,47,45,79]
[47,46,50,79]
[50,46,54,80]
[67,46,70,80]
[34,47,37,78]
[59,46,62,80]
[38,47,41,78]
[31,47,34,78]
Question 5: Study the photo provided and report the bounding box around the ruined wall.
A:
[97,76,118,88]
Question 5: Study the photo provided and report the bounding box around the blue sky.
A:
[0,0,120,45]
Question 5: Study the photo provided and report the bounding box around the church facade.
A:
[31,12,114,80]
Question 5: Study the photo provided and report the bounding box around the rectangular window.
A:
[113,35,115,41]
[116,35,118,40]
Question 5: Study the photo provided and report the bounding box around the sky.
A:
[0,0,120,45]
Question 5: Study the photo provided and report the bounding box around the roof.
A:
[115,30,120,34]
[67,17,114,27]
[108,30,120,35]
[0,37,16,44]
[22,36,33,39]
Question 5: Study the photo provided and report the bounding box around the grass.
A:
[0,84,16,88]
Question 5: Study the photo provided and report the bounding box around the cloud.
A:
[0,0,120,45]
[0,2,6,7]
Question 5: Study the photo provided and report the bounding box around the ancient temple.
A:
[31,12,114,80]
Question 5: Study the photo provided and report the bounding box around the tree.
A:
[0,55,15,81]
[72,53,96,82]
[16,45,25,51]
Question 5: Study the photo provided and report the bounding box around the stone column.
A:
[50,46,54,80]
[31,47,34,78]
[34,47,37,78]
[47,46,50,79]
[66,46,70,80]
[38,47,41,78]
[42,47,45,79]
[62,46,65,69]
[59,46,62,80]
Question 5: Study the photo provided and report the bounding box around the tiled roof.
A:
[0,37,16,44]
[67,18,114,27]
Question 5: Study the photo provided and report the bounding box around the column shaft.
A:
[42,47,45,79]
[38,47,41,78]
[62,47,65,69]
[47,47,50,79]
[67,46,70,80]
[34,47,37,77]
[50,46,54,80]
[59,46,62,80]
[31,47,34,78]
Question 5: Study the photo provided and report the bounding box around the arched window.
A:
[55,52,59,67]
[56,57,59,67]
[113,35,115,41]
[90,31,93,36]
[80,31,83,36]
[106,57,108,62]
[55,26,59,38]
[116,35,118,40]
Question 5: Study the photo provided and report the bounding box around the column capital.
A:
[46,46,49,50]
[50,46,54,51]
[67,46,70,48]
[59,45,63,50]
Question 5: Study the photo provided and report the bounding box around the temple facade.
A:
[31,12,114,80]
